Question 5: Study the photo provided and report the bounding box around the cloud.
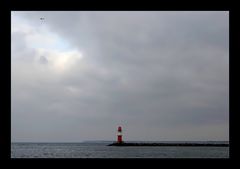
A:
[11,11,229,142]
[39,55,48,64]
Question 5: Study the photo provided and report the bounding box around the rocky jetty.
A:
[108,142,229,147]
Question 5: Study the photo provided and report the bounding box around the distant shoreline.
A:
[108,142,229,147]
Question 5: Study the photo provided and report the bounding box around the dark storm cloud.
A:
[11,11,229,142]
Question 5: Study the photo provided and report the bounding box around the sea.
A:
[11,141,229,158]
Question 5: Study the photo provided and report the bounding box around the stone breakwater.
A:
[108,142,229,147]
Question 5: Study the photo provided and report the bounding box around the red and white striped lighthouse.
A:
[117,126,123,143]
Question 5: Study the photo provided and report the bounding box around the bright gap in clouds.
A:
[12,12,84,74]
[36,49,83,73]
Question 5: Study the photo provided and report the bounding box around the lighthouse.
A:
[117,126,123,143]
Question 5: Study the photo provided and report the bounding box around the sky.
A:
[11,11,229,142]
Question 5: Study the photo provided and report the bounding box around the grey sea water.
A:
[11,141,229,158]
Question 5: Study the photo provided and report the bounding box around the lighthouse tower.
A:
[117,126,123,143]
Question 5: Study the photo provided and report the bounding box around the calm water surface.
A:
[11,142,229,158]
